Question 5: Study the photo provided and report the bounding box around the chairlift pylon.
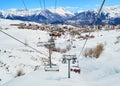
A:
[44,37,59,72]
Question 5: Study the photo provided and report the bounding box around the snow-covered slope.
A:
[0,19,120,86]
[0,19,53,85]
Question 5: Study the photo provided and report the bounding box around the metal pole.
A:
[68,59,71,78]
[63,55,76,78]
[49,45,52,68]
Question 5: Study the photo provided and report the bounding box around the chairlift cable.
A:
[21,0,30,21]
[78,0,106,58]
[93,0,106,25]
[55,0,57,13]
[43,0,46,10]
[39,0,42,9]
[0,29,48,57]
[21,0,28,11]
[21,0,48,55]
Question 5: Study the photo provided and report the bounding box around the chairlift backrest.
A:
[71,65,80,74]
[44,63,59,72]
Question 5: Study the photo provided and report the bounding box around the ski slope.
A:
[0,19,120,86]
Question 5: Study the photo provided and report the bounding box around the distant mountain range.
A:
[67,6,120,26]
[0,6,120,25]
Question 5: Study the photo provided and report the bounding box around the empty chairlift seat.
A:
[44,63,59,72]
[37,41,44,47]
[36,37,45,47]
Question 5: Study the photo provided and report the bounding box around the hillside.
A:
[0,19,120,86]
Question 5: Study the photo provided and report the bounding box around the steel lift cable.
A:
[78,0,106,58]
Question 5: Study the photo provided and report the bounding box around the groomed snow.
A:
[0,19,120,86]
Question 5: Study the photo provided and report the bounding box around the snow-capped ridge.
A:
[49,7,74,16]
[92,5,120,18]
[67,5,120,25]
[0,5,120,25]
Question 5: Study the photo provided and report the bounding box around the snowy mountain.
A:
[0,8,74,24]
[101,6,120,18]
[49,8,74,17]
[67,6,120,25]
[0,6,120,25]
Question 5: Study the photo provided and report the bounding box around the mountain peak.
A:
[0,5,120,25]
[49,7,74,16]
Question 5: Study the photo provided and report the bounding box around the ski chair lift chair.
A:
[72,45,76,48]
[71,65,80,74]
[72,41,76,48]
[44,63,59,72]
[37,37,44,47]
[71,58,80,74]
[37,41,44,47]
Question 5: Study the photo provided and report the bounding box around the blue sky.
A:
[0,0,119,12]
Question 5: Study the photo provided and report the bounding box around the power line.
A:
[43,0,46,10]
[39,0,42,9]
[20,0,48,56]
[19,0,48,56]
[78,0,106,58]
[0,0,49,57]
[0,29,48,57]
[21,0,28,11]
[55,0,57,13]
